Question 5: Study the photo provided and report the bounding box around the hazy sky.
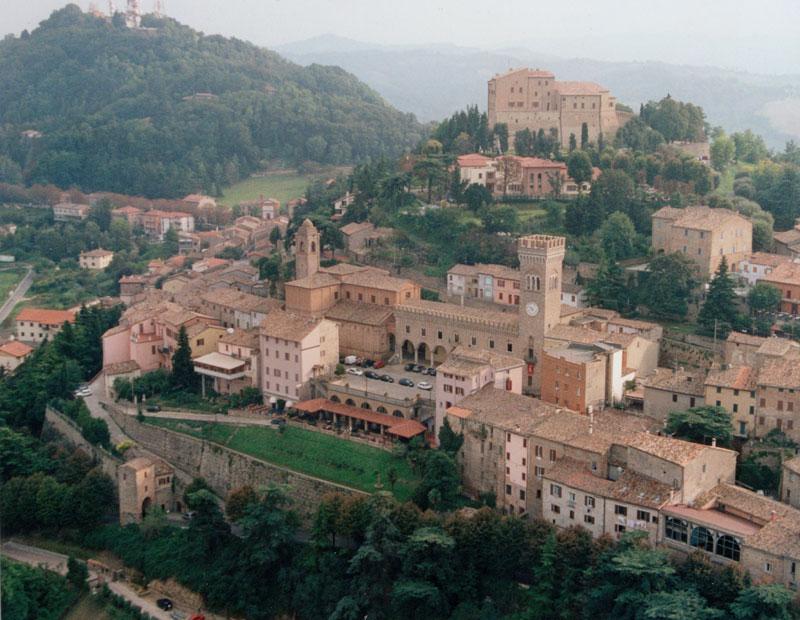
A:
[5,0,800,75]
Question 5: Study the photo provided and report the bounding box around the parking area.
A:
[332,362,437,402]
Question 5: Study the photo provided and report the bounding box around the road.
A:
[0,265,33,325]
[84,373,129,444]
[0,540,176,620]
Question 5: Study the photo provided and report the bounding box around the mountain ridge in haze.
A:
[278,35,800,148]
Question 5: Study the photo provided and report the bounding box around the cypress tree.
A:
[698,258,741,338]
[171,325,199,391]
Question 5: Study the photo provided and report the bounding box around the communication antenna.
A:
[153,0,165,17]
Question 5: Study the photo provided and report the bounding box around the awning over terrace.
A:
[294,398,426,440]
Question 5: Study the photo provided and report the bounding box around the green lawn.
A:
[145,418,420,501]
[221,167,349,207]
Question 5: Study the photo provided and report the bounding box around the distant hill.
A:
[279,36,800,148]
[0,7,423,198]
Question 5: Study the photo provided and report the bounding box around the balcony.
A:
[193,352,248,380]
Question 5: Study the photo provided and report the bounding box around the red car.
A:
[374,360,385,369]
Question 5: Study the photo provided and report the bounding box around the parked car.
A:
[399,378,414,387]
[146,404,161,412]
[182,511,196,521]
[404,363,416,372]
[344,355,358,365]
[365,370,380,380]
[157,598,174,611]
[346,367,364,376]
[424,367,437,376]
[379,374,394,383]
[270,418,286,426]
[417,381,433,390]
[411,364,425,373]
[374,360,386,369]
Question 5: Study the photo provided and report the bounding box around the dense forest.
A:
[0,5,423,198]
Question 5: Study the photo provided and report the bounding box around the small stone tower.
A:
[517,235,566,393]
[295,219,320,279]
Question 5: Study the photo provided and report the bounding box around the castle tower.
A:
[295,219,320,280]
[517,234,565,394]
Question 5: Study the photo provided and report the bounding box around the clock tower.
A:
[517,234,565,393]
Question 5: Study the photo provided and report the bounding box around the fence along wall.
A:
[105,405,366,521]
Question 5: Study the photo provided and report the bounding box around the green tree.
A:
[438,418,464,456]
[643,590,724,619]
[464,184,493,212]
[600,211,638,260]
[748,282,781,316]
[66,556,88,591]
[586,259,633,313]
[226,485,257,521]
[730,584,796,620]
[580,122,589,150]
[640,253,698,320]
[413,451,461,511]
[162,227,179,257]
[567,150,593,188]
[710,132,736,171]
[171,325,199,392]
[666,406,733,446]
[698,258,743,338]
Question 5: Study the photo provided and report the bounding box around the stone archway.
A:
[141,496,152,519]
[392,410,404,418]
[361,402,371,410]
[417,342,430,365]
[401,340,415,361]
[377,406,387,413]
[345,398,356,406]
[433,345,448,365]
[388,333,396,353]
[330,395,341,403]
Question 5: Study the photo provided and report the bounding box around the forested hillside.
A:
[0,5,423,197]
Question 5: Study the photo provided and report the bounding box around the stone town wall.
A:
[42,407,122,481]
[659,331,722,370]
[106,405,366,521]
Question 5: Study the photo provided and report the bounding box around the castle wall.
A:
[106,405,366,522]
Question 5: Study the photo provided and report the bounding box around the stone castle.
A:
[488,68,632,149]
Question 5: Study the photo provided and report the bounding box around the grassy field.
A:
[146,418,420,501]
[221,167,350,206]
[0,267,26,301]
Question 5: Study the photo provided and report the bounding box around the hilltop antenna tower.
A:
[153,0,165,17]
[125,0,141,27]
[108,0,116,16]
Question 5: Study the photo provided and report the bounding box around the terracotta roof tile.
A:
[16,308,76,325]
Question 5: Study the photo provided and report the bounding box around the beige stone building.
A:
[705,365,757,439]
[193,329,260,395]
[340,221,393,260]
[260,310,339,404]
[781,456,800,509]
[0,340,33,372]
[434,346,524,437]
[79,248,114,270]
[15,308,76,344]
[118,456,175,524]
[651,206,752,279]
[754,358,800,443]
[642,368,706,421]
[487,68,628,148]
[324,301,394,360]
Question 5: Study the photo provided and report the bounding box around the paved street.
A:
[0,540,180,620]
[0,265,33,325]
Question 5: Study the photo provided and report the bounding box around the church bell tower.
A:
[517,235,565,393]
[295,219,320,280]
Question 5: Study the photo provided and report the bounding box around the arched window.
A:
[377,406,387,413]
[393,410,403,418]
[330,395,341,403]
[361,402,371,410]
[715,535,741,561]
[690,526,715,552]
[535,276,541,291]
[299,241,304,251]
[664,517,688,543]
[345,399,355,406]
[549,273,558,290]
[311,241,316,252]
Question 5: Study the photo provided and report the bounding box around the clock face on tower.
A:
[526,302,539,317]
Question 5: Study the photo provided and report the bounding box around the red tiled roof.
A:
[294,399,425,438]
[457,153,493,167]
[514,157,567,170]
[16,308,76,325]
[0,340,33,357]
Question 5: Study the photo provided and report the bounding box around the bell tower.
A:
[295,219,320,280]
[517,235,565,393]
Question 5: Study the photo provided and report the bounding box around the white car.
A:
[417,381,432,390]
[73,388,92,398]
[346,367,364,376]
